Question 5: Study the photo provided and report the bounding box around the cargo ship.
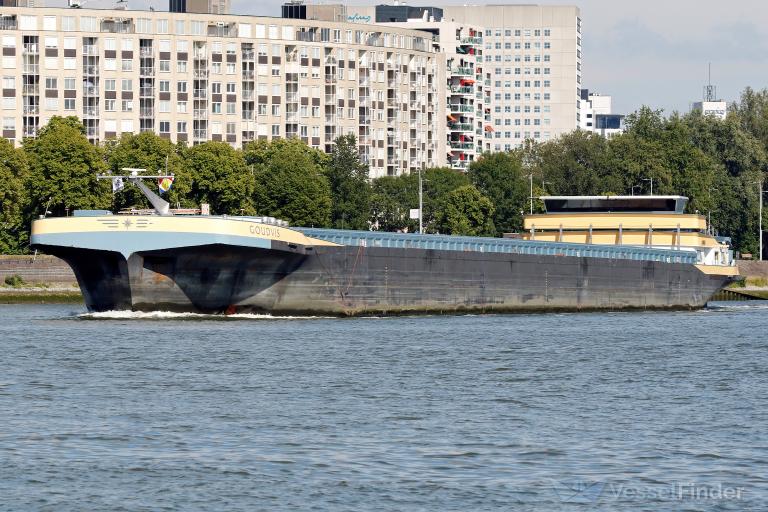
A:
[30,174,738,315]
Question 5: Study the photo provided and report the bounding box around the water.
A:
[1,304,767,511]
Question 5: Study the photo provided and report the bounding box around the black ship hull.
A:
[36,240,732,315]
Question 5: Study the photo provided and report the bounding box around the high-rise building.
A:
[383,17,486,170]
[579,89,624,138]
[0,5,440,177]
[169,0,229,15]
[341,4,581,150]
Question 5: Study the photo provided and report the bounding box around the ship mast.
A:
[97,168,173,215]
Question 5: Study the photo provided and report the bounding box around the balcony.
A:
[324,94,336,103]
[193,50,207,59]
[139,67,155,77]
[140,108,154,117]
[22,84,39,95]
[100,20,134,34]
[83,65,99,75]
[450,67,473,76]
[324,75,337,84]
[360,116,370,125]
[0,18,18,31]
[139,87,154,97]
[193,129,207,139]
[82,45,98,55]
[193,69,209,79]
[23,105,39,115]
[242,110,254,120]
[193,109,208,119]
[325,115,336,123]
[193,89,207,99]
[82,107,99,117]
[286,92,298,102]
[242,50,255,60]
[139,47,153,57]
[241,90,254,100]
[242,70,254,80]
[23,43,38,55]
[450,86,473,94]
[22,65,39,74]
[22,126,37,137]
[448,104,474,113]
[450,142,474,150]
[448,123,473,131]
[460,36,482,44]
[83,86,98,96]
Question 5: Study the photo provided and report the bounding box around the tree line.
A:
[2,87,768,255]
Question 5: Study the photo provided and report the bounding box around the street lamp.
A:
[642,177,654,195]
[526,173,534,214]
[631,185,641,196]
[541,181,552,194]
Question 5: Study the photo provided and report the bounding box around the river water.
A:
[0,303,767,511]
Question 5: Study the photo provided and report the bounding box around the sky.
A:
[49,0,768,115]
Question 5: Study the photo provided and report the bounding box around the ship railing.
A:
[294,228,699,265]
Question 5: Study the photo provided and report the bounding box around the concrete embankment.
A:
[0,255,81,303]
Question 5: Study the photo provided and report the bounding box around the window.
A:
[2,77,14,89]
[177,121,187,133]
[177,101,187,113]
[61,17,75,32]
[177,61,187,73]
[80,17,96,32]
[272,124,280,136]
[211,82,221,94]
[211,102,221,114]
[159,121,170,133]
[226,63,235,74]
[122,39,133,51]
[177,81,187,93]
[272,104,280,116]
[122,60,133,72]
[2,117,13,130]
[158,101,170,113]
[226,82,236,93]
[157,19,169,34]
[121,79,132,91]
[104,38,116,51]
[122,100,133,112]
[226,102,236,114]
[159,60,170,72]
[105,99,116,111]
[104,59,116,71]
[212,62,222,74]
[64,98,75,110]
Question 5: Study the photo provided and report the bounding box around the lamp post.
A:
[631,185,641,196]
[418,165,424,234]
[527,173,533,214]
[760,178,765,260]
[642,177,654,195]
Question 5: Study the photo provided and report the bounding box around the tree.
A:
[105,132,191,210]
[369,174,417,232]
[0,138,29,253]
[437,185,496,236]
[325,134,371,230]
[183,141,253,215]
[468,151,528,235]
[250,138,331,227]
[23,116,110,219]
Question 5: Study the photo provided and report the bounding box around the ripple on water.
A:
[0,303,765,510]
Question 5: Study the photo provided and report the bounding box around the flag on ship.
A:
[158,176,174,194]
[111,177,124,193]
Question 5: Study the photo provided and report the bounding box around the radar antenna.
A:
[703,62,717,102]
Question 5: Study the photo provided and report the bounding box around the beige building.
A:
[383,19,486,170]
[344,3,582,151]
[0,6,441,178]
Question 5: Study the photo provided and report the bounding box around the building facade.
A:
[0,6,440,178]
[342,4,581,151]
[579,88,624,138]
[383,18,486,170]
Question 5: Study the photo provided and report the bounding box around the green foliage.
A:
[369,174,417,232]
[250,138,331,227]
[4,274,24,287]
[105,132,191,209]
[468,151,528,235]
[23,116,110,219]
[325,134,370,230]
[0,138,29,253]
[183,141,253,215]
[437,185,496,236]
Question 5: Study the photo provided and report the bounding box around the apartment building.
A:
[342,3,581,151]
[0,6,441,178]
[385,18,486,170]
